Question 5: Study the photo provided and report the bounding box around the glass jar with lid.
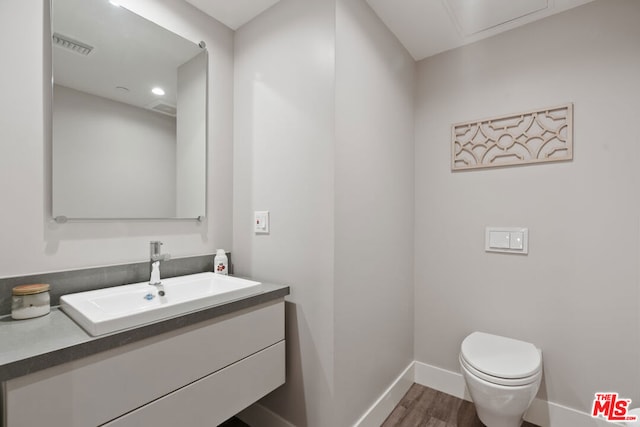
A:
[11,284,51,320]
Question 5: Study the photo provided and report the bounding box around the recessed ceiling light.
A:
[151,87,165,96]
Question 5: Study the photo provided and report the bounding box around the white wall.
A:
[334,0,415,424]
[176,51,207,218]
[8,0,637,423]
[414,0,640,415]
[233,0,336,425]
[53,84,177,218]
[0,0,233,277]
[234,0,415,425]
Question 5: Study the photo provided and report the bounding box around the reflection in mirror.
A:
[51,0,207,219]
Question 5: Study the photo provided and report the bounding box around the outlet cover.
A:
[254,211,269,234]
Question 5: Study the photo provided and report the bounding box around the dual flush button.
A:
[485,227,528,254]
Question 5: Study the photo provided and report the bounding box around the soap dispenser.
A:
[214,249,228,275]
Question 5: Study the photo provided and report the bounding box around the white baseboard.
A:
[414,360,468,400]
[237,364,415,427]
[237,402,296,427]
[413,361,623,427]
[353,362,415,427]
[237,362,622,427]
[526,398,625,427]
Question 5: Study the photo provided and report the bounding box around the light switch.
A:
[485,227,528,254]
[254,211,269,234]
[489,231,510,249]
[509,232,524,250]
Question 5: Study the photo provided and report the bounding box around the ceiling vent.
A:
[148,101,177,117]
[52,32,94,56]
[445,0,549,36]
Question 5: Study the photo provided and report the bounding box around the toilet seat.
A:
[460,332,542,387]
[460,353,540,386]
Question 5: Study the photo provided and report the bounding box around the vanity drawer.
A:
[105,340,286,427]
[4,300,284,427]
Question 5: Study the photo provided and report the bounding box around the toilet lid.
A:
[461,332,542,379]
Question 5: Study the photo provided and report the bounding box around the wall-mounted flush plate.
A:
[485,227,528,254]
[254,211,269,234]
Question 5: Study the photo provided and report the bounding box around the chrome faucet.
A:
[149,241,170,296]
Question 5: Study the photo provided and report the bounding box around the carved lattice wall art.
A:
[451,103,573,171]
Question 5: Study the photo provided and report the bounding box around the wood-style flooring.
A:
[382,384,539,427]
[219,384,539,426]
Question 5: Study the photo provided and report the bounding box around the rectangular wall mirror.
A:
[51,0,208,220]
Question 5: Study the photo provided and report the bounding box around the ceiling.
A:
[183,0,595,61]
[53,0,203,114]
[184,0,282,30]
[365,0,596,60]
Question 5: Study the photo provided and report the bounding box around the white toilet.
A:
[459,332,542,427]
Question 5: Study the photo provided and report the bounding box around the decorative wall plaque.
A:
[451,103,573,171]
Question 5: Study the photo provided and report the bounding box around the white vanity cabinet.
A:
[2,299,285,427]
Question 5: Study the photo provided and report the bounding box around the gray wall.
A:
[234,0,415,425]
[176,51,207,218]
[233,0,337,425]
[334,0,415,424]
[53,84,177,218]
[414,0,640,414]
[0,0,234,277]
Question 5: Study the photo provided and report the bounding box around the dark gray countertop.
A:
[0,283,289,383]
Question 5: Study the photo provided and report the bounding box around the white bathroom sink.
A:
[60,272,262,336]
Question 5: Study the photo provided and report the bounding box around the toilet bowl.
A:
[460,332,542,427]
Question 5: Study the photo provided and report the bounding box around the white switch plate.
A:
[254,211,269,234]
[489,231,510,249]
[509,231,524,250]
[485,227,528,254]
